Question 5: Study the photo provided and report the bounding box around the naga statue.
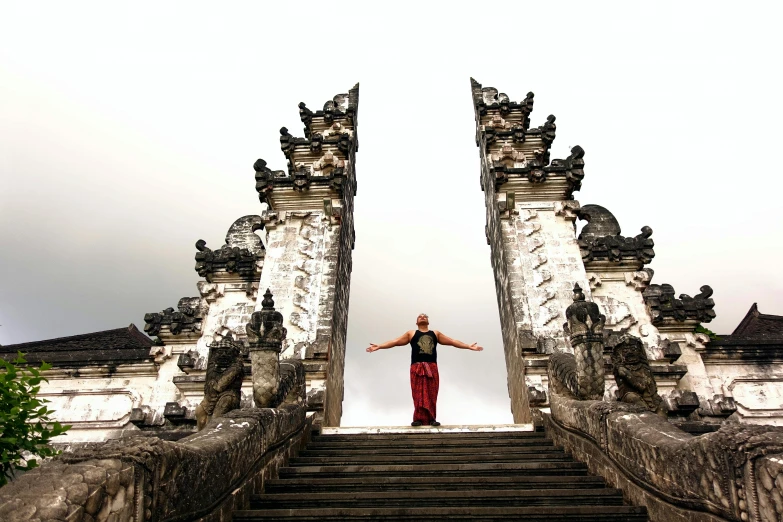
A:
[246,289,287,408]
[557,283,606,400]
[195,333,245,430]
[611,335,666,416]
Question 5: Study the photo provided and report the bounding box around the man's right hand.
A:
[366,344,380,353]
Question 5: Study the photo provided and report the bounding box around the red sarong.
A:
[410,362,439,424]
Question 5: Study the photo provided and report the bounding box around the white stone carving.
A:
[554,200,581,221]
[197,282,226,302]
[149,344,172,363]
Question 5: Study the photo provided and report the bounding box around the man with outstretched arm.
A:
[366,313,483,427]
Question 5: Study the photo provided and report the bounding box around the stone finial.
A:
[610,335,666,416]
[261,288,275,310]
[572,283,585,302]
[195,333,244,430]
[247,289,287,351]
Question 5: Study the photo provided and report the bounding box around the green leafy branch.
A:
[0,352,71,486]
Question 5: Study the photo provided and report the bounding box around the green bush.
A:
[0,352,70,486]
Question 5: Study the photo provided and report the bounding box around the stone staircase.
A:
[233,427,648,521]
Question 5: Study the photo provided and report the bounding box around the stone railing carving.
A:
[246,289,288,408]
[546,290,783,522]
[0,403,311,522]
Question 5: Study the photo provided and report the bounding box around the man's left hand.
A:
[469,343,483,351]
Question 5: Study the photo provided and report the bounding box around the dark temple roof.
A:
[732,303,783,337]
[0,324,154,366]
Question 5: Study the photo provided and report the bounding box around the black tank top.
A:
[410,330,438,365]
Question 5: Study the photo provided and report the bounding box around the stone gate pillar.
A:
[253,85,359,426]
[470,79,591,423]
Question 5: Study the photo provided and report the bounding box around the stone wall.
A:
[471,79,589,422]
[702,336,783,425]
[322,157,355,426]
[0,404,311,522]
[479,129,533,424]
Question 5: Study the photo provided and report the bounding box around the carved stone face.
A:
[621,347,640,365]
[213,348,238,370]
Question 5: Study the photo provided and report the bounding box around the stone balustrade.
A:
[546,360,783,522]
[0,361,309,522]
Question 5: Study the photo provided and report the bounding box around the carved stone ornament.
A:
[194,216,265,282]
[254,158,287,205]
[298,84,358,135]
[470,79,534,132]
[540,114,557,146]
[643,284,716,324]
[610,335,666,416]
[577,204,655,265]
[253,86,358,204]
[195,333,244,431]
[563,283,606,400]
[247,289,288,408]
[143,297,207,337]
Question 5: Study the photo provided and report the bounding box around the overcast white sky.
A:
[1,2,782,426]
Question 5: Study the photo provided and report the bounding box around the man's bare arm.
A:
[435,331,483,351]
[366,331,414,353]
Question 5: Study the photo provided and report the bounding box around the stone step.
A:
[299,444,561,456]
[264,474,609,493]
[289,451,572,466]
[233,505,649,521]
[251,487,626,509]
[279,461,589,478]
[312,432,546,443]
[306,438,553,449]
[320,425,535,436]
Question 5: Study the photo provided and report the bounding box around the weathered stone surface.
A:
[0,404,309,522]
[547,369,783,522]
